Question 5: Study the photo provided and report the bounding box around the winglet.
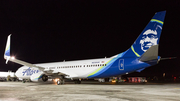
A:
[4,34,11,64]
[3,35,45,71]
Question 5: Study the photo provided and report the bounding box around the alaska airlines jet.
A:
[4,11,166,85]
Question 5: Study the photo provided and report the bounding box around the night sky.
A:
[0,1,179,77]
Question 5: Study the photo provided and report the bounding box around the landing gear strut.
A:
[22,79,26,83]
[74,79,81,84]
[57,79,65,85]
[56,76,65,85]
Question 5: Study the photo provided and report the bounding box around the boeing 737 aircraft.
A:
[4,11,166,85]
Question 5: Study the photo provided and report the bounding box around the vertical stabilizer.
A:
[123,11,166,58]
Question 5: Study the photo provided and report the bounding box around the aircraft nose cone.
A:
[15,70,19,77]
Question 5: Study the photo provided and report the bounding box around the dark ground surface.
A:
[0,81,180,101]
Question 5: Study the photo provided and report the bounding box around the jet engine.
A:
[30,72,48,82]
[41,74,48,82]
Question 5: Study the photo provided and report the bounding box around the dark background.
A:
[0,1,179,77]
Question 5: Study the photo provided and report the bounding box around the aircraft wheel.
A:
[57,80,61,85]
[74,80,81,84]
[22,79,26,83]
[61,79,65,85]
[57,79,65,85]
[77,80,81,84]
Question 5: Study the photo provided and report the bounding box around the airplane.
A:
[4,11,166,85]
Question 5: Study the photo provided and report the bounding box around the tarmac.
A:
[0,81,180,101]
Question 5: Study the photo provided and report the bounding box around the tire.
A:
[61,80,65,85]
[57,80,61,85]
[74,80,81,84]
[78,81,81,84]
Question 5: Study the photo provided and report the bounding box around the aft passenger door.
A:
[118,59,124,70]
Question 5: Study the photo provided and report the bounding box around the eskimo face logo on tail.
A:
[140,29,158,52]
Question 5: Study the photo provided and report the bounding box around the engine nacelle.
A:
[30,72,48,82]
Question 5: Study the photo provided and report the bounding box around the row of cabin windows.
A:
[86,64,106,67]
[56,64,106,69]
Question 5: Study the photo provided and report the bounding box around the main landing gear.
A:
[74,79,81,84]
[55,76,65,85]
[57,79,65,85]
[55,78,81,85]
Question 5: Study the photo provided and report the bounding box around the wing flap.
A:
[57,70,78,78]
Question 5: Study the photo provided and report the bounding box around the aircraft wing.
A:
[4,35,72,77]
[7,57,45,71]
[7,57,76,77]
[4,35,45,71]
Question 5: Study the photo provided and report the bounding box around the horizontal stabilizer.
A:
[160,57,176,60]
[136,68,145,72]
[139,45,158,62]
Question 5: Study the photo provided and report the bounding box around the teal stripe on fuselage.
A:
[87,52,126,78]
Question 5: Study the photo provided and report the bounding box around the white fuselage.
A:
[15,57,113,79]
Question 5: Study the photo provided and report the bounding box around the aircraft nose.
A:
[15,71,18,77]
[15,70,20,77]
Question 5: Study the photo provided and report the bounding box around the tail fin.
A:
[4,34,11,64]
[123,11,166,58]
